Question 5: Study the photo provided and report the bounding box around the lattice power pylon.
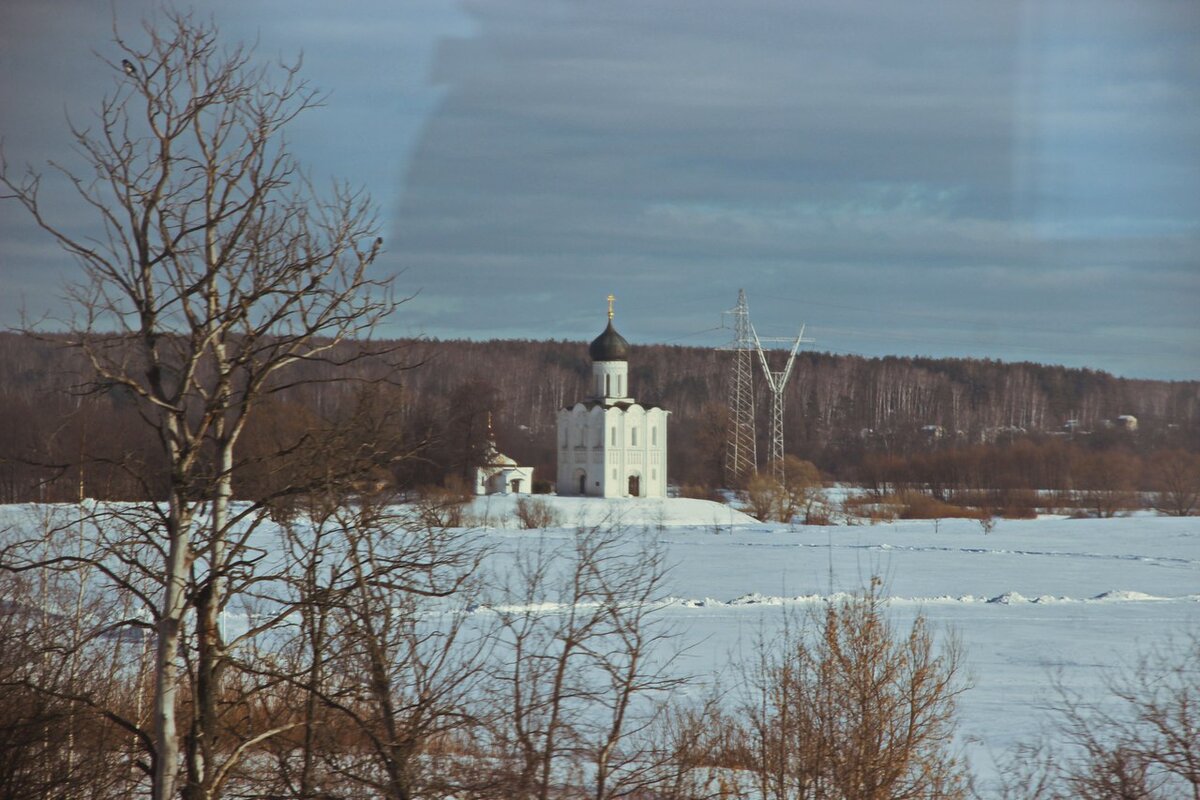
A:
[752,322,812,484]
[720,289,757,485]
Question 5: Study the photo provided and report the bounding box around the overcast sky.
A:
[2,1,1197,379]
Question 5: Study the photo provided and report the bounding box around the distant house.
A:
[1116,414,1138,431]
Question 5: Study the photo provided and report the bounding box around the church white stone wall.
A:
[556,302,669,498]
[475,463,534,496]
[557,403,668,498]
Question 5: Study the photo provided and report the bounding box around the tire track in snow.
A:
[468,590,1200,615]
[660,538,1200,569]
[665,590,1200,610]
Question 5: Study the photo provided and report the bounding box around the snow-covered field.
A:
[467,494,1200,776]
[3,495,1197,781]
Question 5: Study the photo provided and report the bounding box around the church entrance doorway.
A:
[578,472,587,495]
[628,475,641,497]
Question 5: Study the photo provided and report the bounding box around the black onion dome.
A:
[589,320,630,361]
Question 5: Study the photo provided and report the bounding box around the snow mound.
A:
[1089,589,1162,602]
[669,597,729,608]
[488,588,1197,615]
[985,592,1085,605]
[728,592,783,606]
[987,591,1029,604]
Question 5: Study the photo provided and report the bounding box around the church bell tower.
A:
[590,294,631,402]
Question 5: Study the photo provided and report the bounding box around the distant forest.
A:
[1,331,1197,503]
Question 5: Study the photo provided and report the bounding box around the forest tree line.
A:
[1,331,1197,504]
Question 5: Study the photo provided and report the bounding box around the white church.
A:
[556,299,669,498]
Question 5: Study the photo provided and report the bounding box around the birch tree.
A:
[1,10,395,799]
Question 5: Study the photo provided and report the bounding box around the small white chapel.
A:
[556,297,669,498]
[475,414,535,496]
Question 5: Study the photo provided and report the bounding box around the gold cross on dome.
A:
[607,294,615,320]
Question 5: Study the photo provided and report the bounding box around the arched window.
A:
[611,426,617,447]
[605,374,611,396]
[631,427,638,446]
[618,374,624,396]
[651,426,657,446]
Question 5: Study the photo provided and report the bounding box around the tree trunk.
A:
[154,495,192,800]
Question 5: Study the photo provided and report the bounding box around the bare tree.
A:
[0,511,153,799]
[640,690,743,800]
[975,635,1200,800]
[1,10,395,799]
[481,525,687,800]
[977,741,1064,800]
[1049,634,1200,800]
[276,498,488,800]
[1148,449,1200,517]
[1073,451,1142,518]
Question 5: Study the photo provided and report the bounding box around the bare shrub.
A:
[842,491,986,524]
[997,488,1041,519]
[412,477,472,528]
[678,483,724,501]
[514,497,563,529]
[745,473,784,522]
[803,495,836,525]
[730,578,970,799]
[463,505,511,528]
[744,457,823,523]
[840,494,901,525]
[894,491,985,521]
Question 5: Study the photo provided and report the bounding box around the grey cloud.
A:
[387,0,1199,378]
[1,0,1196,379]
